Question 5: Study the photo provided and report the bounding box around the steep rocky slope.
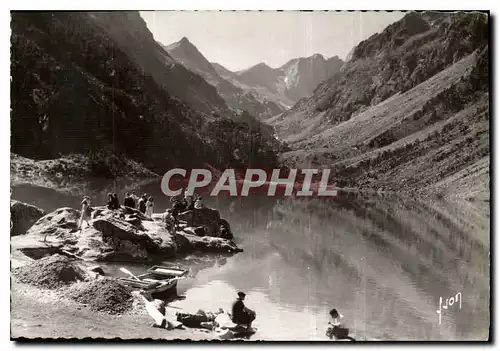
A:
[270,11,489,199]
[163,37,283,120]
[88,13,230,118]
[213,54,344,109]
[10,11,280,177]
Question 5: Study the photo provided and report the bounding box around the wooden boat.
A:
[119,265,188,299]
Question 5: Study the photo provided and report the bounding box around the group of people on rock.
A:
[78,191,206,231]
[78,192,156,230]
[167,193,204,228]
[171,193,204,213]
[121,193,154,216]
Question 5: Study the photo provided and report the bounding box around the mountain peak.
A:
[163,36,220,81]
[253,62,272,70]
[310,53,325,60]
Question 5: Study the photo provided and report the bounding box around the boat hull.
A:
[119,265,187,299]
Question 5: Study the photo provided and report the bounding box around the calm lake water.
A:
[11,178,490,341]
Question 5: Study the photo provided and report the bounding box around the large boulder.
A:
[21,206,176,262]
[177,208,233,239]
[141,221,177,257]
[13,205,241,262]
[72,225,150,261]
[10,200,45,236]
[26,207,81,248]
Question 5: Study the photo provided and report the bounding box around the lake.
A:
[11,178,490,341]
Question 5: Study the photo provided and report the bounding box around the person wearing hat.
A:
[79,196,92,230]
[231,292,256,329]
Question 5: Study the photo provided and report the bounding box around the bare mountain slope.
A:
[213,54,344,109]
[163,37,283,119]
[270,12,488,144]
[274,11,489,199]
[89,12,230,118]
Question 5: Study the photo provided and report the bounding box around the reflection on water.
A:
[11,179,490,341]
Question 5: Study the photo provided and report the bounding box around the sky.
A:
[139,11,405,71]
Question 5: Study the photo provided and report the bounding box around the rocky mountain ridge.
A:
[10,11,281,178]
[268,11,489,201]
[214,53,344,109]
[163,37,284,119]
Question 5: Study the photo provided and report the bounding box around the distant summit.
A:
[228,53,345,106]
[163,36,218,78]
[163,37,284,119]
[165,36,344,113]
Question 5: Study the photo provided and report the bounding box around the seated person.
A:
[231,292,256,329]
[326,308,351,340]
[328,308,344,326]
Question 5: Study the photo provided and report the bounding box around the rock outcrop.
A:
[176,207,233,238]
[10,200,45,236]
[12,204,241,262]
